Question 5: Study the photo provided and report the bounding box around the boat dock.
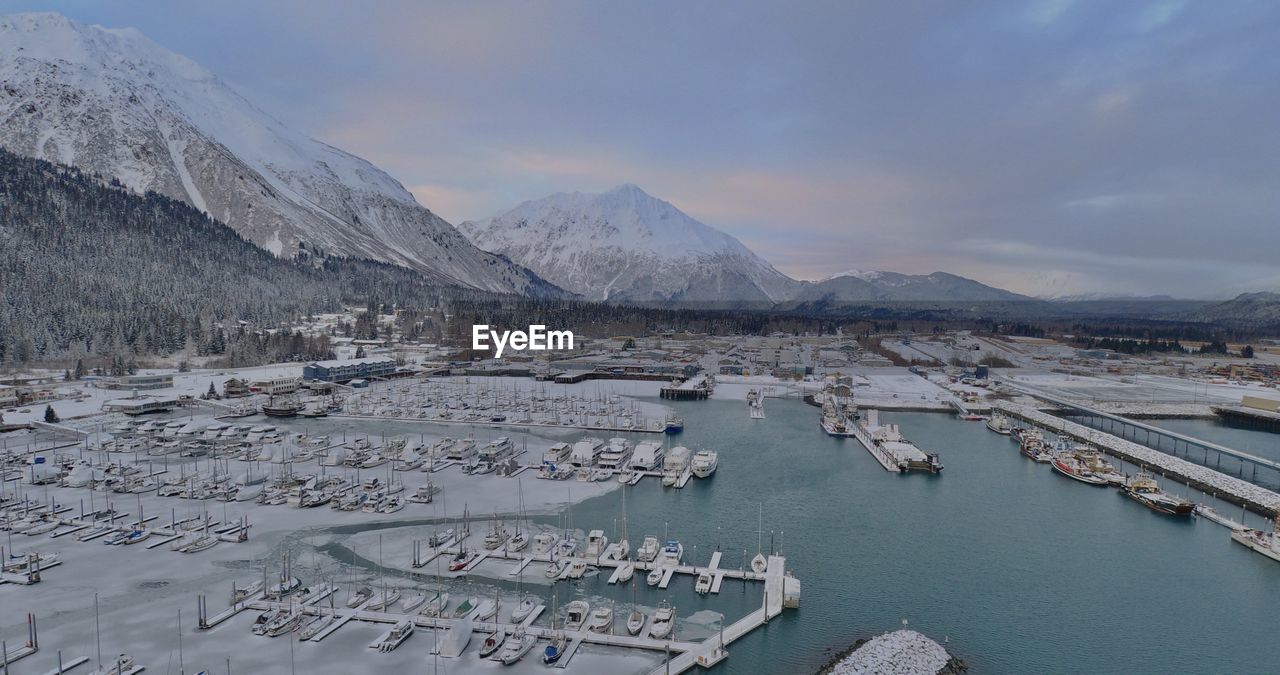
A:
[994,401,1280,517]
[430,531,768,590]
[850,410,943,474]
[660,374,712,401]
[214,555,794,673]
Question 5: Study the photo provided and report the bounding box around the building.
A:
[95,373,174,390]
[303,357,398,383]
[248,376,302,395]
[103,395,179,416]
[0,385,18,408]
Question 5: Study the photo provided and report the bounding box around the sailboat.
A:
[751,503,769,574]
[479,627,507,658]
[626,579,646,636]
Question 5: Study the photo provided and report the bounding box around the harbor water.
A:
[556,398,1280,673]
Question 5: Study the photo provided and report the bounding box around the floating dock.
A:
[850,410,943,474]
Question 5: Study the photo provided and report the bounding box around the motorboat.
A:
[585,530,609,558]
[695,571,713,595]
[690,450,719,478]
[500,631,537,665]
[660,540,684,565]
[374,620,414,652]
[588,606,614,633]
[563,600,590,631]
[532,532,556,556]
[648,601,674,639]
[637,536,660,562]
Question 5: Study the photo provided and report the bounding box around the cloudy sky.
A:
[15,1,1280,298]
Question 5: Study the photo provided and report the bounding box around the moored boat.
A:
[1123,472,1194,515]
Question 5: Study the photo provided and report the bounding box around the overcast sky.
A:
[16,1,1280,298]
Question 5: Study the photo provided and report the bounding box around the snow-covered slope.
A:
[459,184,799,304]
[795,271,1030,304]
[0,12,551,294]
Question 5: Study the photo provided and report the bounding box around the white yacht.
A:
[637,536,660,562]
[690,449,718,478]
[629,441,664,471]
[542,442,572,464]
[598,438,633,470]
[585,530,609,558]
[570,438,605,467]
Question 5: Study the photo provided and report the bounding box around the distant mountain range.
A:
[0,12,555,295]
[460,185,1032,306]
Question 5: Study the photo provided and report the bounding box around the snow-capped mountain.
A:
[459,184,799,304]
[0,12,552,294]
[793,271,1032,304]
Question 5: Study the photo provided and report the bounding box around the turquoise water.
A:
[1146,417,1280,463]
[559,399,1280,673]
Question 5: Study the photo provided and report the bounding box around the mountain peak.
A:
[0,10,553,295]
[460,186,797,303]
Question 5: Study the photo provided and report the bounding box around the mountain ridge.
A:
[0,11,557,296]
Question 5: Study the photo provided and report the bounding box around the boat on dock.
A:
[1051,453,1110,486]
[479,628,507,657]
[691,449,719,478]
[373,619,414,652]
[1230,514,1280,562]
[437,619,472,657]
[564,600,590,631]
[500,631,537,665]
[588,605,614,633]
[648,601,674,639]
[1123,473,1194,516]
[695,570,713,595]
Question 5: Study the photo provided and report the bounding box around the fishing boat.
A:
[500,631,537,665]
[1051,454,1109,486]
[437,619,472,658]
[1230,514,1280,562]
[664,412,684,434]
[691,449,719,478]
[986,411,1012,435]
[588,606,614,633]
[1123,473,1194,515]
[479,628,507,657]
[694,570,713,595]
[374,620,414,652]
[453,596,478,618]
[648,601,674,639]
[564,600,590,631]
